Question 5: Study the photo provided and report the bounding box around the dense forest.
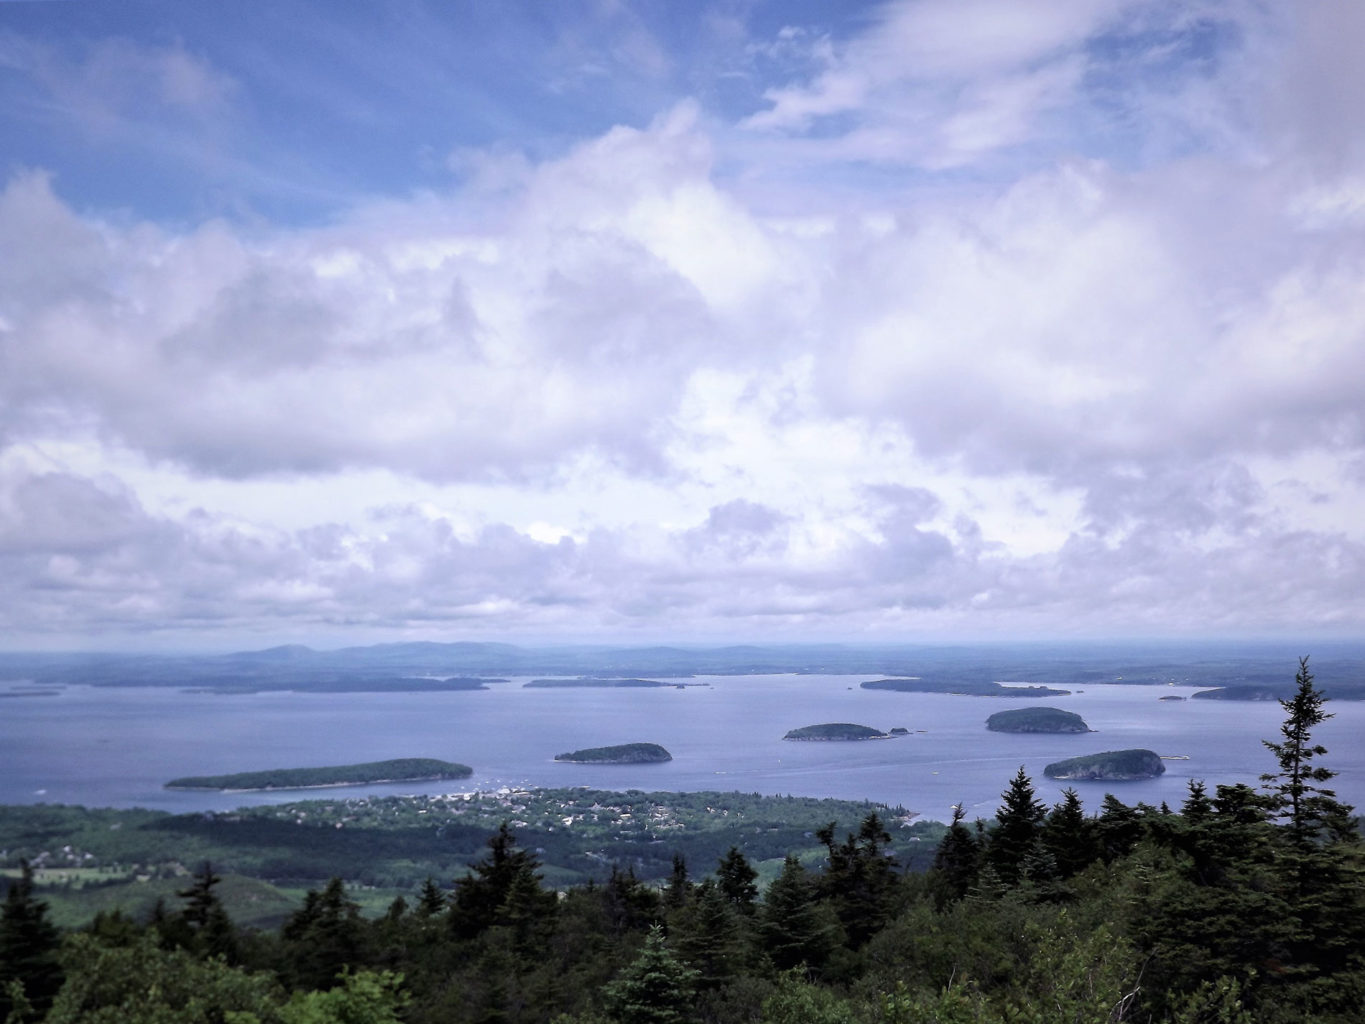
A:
[2,659,1362,1023]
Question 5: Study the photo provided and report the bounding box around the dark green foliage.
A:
[816,813,899,948]
[929,804,980,904]
[715,846,757,912]
[450,822,556,941]
[1042,788,1095,879]
[664,854,690,910]
[603,925,700,1024]
[0,860,64,1019]
[986,767,1046,887]
[1261,657,1355,851]
[417,876,447,916]
[282,877,365,990]
[45,932,283,1024]
[672,879,750,991]
[175,860,239,961]
[759,857,841,974]
[600,866,660,937]
[1094,795,1144,863]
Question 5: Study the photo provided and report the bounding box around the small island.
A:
[783,723,889,741]
[554,743,672,764]
[1043,749,1166,782]
[165,757,473,792]
[986,707,1090,734]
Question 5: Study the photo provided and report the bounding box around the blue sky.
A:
[2,0,1364,650]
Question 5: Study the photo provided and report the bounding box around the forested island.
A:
[782,723,889,741]
[1043,748,1166,781]
[553,743,672,764]
[165,758,473,791]
[861,677,1071,697]
[985,707,1090,733]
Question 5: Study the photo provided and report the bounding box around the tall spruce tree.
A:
[759,856,841,974]
[930,803,980,903]
[450,821,553,940]
[664,853,691,910]
[1261,656,1354,850]
[987,767,1046,886]
[603,925,700,1024]
[1258,657,1365,1004]
[816,813,898,947]
[715,846,758,913]
[0,860,63,1020]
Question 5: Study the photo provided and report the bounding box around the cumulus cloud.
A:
[1,1,1364,644]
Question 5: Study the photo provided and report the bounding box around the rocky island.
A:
[165,757,473,791]
[986,707,1090,733]
[783,723,890,741]
[1043,749,1166,781]
[554,743,672,764]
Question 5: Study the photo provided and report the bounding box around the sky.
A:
[1,0,1364,651]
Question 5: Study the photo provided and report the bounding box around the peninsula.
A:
[165,758,473,792]
[783,723,889,741]
[1043,749,1166,781]
[986,707,1090,733]
[554,743,672,764]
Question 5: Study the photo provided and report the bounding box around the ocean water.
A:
[2,675,1363,823]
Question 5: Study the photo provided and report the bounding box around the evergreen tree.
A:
[986,767,1045,886]
[450,822,549,940]
[1094,794,1144,863]
[664,854,691,910]
[283,877,365,990]
[759,856,841,974]
[1261,656,1354,850]
[715,846,758,914]
[176,860,238,961]
[603,925,699,1024]
[0,860,63,1020]
[815,813,898,947]
[417,876,447,917]
[672,879,748,991]
[929,803,979,904]
[177,861,223,932]
[1257,658,1365,1008]
[1041,787,1095,879]
[602,866,660,937]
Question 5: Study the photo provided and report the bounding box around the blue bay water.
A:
[2,675,1363,823]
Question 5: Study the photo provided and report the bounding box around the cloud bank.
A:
[1,0,1363,647]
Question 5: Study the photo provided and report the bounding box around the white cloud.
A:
[1,1,1364,643]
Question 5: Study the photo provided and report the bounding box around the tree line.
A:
[3,658,1362,1023]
